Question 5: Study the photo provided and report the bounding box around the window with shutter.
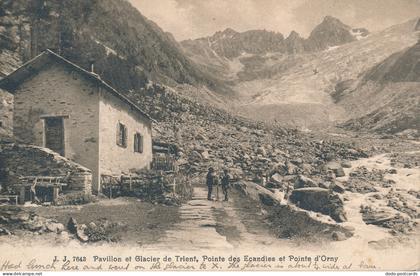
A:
[134,132,143,153]
[116,122,127,148]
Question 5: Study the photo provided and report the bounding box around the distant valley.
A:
[181,17,420,134]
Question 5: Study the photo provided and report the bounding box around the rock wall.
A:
[234,181,353,240]
[0,89,13,140]
[0,143,92,194]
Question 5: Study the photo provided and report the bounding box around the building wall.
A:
[12,64,100,193]
[0,89,13,139]
[98,88,152,190]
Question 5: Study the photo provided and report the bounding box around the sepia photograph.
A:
[0,0,419,273]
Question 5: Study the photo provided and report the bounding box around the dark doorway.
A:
[44,117,65,156]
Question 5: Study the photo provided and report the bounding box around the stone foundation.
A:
[0,143,92,196]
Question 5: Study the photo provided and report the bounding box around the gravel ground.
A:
[21,197,180,246]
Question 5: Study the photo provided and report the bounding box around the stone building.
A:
[0,49,153,194]
[0,89,13,139]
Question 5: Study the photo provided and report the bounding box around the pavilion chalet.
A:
[0,49,153,194]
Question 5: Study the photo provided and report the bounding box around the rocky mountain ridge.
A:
[181,16,369,60]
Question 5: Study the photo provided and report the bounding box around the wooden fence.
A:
[151,154,177,172]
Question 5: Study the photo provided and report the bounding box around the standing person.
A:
[221,169,230,201]
[214,172,220,201]
[206,167,215,200]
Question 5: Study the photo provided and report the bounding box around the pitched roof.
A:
[0,49,153,122]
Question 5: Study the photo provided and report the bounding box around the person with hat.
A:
[206,167,215,200]
[221,169,230,201]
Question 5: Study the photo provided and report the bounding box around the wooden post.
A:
[19,186,25,205]
[52,186,60,204]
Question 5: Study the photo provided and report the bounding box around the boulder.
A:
[257,156,270,163]
[388,168,397,174]
[272,190,286,202]
[24,218,45,232]
[343,225,355,232]
[300,163,313,174]
[229,168,243,181]
[195,133,207,140]
[273,149,288,157]
[290,188,330,212]
[341,161,352,168]
[242,153,250,160]
[88,222,97,230]
[266,182,280,189]
[257,147,267,156]
[325,161,345,177]
[285,161,299,175]
[0,227,11,236]
[327,194,347,222]
[201,150,210,159]
[239,126,248,133]
[258,193,276,206]
[291,158,303,165]
[290,188,347,222]
[331,231,347,241]
[324,153,335,161]
[294,175,318,189]
[0,216,9,223]
[270,173,283,184]
[10,212,30,222]
[335,168,345,177]
[190,151,202,160]
[46,221,65,233]
[319,182,332,189]
[362,208,398,225]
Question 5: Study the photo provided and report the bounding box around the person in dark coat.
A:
[221,169,230,201]
[206,167,215,200]
[214,172,220,200]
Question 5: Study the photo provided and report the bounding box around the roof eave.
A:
[0,49,155,123]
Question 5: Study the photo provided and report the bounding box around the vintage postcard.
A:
[0,0,419,273]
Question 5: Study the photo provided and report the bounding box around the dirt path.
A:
[144,186,289,251]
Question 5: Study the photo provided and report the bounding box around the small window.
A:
[116,122,127,148]
[134,132,143,153]
[0,121,3,128]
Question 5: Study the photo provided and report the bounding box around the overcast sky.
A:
[129,0,420,41]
